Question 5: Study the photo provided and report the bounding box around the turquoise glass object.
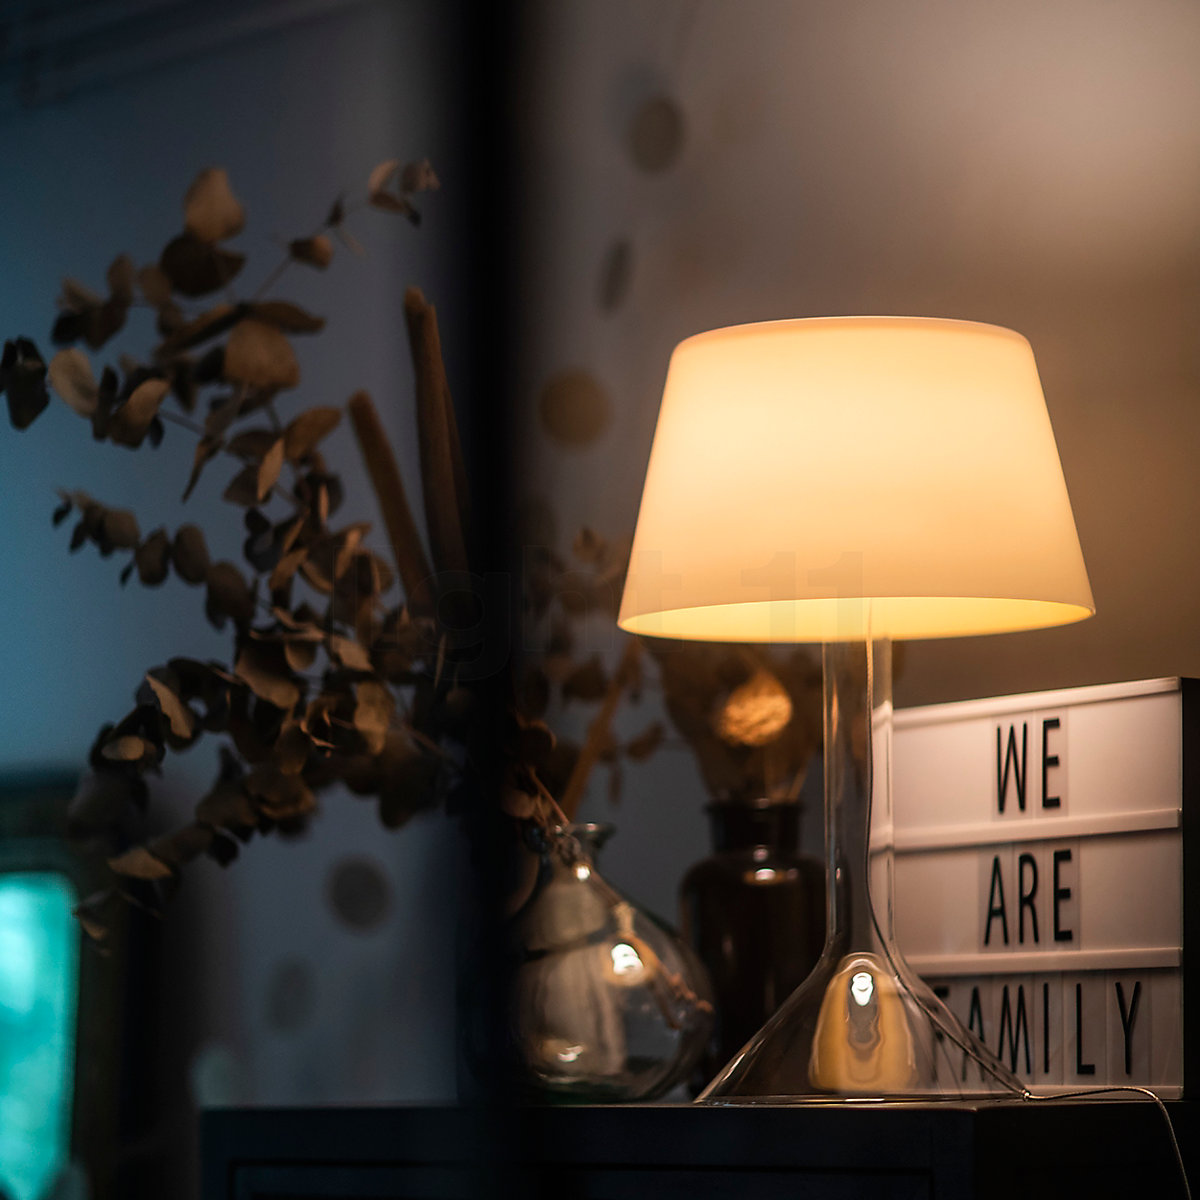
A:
[0,873,78,1200]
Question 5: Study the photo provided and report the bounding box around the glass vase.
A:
[701,639,1025,1101]
[679,797,824,1090]
[509,823,714,1102]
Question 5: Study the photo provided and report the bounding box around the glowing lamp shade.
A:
[618,317,1093,644]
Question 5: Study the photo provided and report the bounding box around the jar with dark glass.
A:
[679,797,825,1089]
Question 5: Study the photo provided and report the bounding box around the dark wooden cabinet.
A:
[202,1100,1195,1199]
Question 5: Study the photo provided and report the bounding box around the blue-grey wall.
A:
[0,7,467,1182]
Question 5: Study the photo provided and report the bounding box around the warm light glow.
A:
[810,954,917,1092]
[619,317,1094,643]
[574,863,591,881]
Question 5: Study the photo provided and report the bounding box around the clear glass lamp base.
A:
[699,948,1024,1102]
[699,638,1027,1104]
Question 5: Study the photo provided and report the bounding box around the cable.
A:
[1022,1086,1191,1200]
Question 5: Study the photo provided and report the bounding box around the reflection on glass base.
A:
[524,1054,680,1104]
[699,950,1025,1104]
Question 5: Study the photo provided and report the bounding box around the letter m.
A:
[997,984,1032,1076]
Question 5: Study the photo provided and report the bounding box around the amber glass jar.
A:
[679,797,825,1090]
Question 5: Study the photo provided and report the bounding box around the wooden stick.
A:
[403,287,469,576]
[559,638,642,821]
[347,390,434,614]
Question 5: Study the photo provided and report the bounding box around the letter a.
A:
[984,856,1009,947]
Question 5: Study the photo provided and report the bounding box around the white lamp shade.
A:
[618,317,1094,643]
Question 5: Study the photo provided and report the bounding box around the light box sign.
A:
[892,677,1199,1098]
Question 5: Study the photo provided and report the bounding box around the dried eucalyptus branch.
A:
[558,638,643,821]
[0,159,476,941]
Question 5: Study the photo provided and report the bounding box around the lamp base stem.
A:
[699,638,1027,1102]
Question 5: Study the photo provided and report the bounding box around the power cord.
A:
[1019,1086,1191,1200]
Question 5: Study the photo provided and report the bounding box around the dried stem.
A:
[403,287,469,576]
[347,390,435,614]
[559,638,642,821]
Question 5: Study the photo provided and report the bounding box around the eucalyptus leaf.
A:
[149,824,213,867]
[284,640,318,673]
[137,264,173,306]
[354,679,394,754]
[400,159,440,193]
[224,319,300,390]
[101,507,140,549]
[235,643,301,711]
[2,339,49,429]
[205,561,256,629]
[245,764,315,820]
[195,780,255,832]
[48,347,98,416]
[100,734,153,763]
[135,529,170,585]
[108,845,173,880]
[110,378,169,447]
[269,547,307,591]
[157,303,242,356]
[328,634,372,672]
[222,465,261,506]
[367,159,400,196]
[284,406,340,460]
[183,167,245,243]
[251,301,325,334]
[183,435,222,501]
[145,673,197,740]
[257,438,285,500]
[160,233,245,297]
[225,428,278,460]
[289,235,333,269]
[171,524,211,583]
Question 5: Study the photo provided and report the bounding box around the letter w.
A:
[997,723,1027,813]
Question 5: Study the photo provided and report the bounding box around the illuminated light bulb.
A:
[809,954,917,1093]
[601,902,660,988]
[850,971,874,1007]
[574,863,591,880]
[608,941,647,986]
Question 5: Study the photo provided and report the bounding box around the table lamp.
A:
[618,316,1094,1101]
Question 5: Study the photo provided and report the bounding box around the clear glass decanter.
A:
[510,822,714,1102]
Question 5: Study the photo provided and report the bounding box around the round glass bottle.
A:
[509,823,714,1102]
[680,797,825,1088]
